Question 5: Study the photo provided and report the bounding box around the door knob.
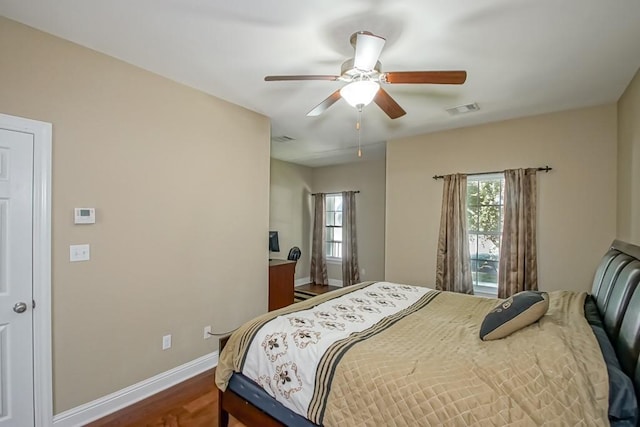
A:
[13,302,27,313]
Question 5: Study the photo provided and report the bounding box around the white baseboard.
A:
[294,277,343,287]
[53,351,218,426]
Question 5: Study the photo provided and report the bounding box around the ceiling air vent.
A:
[446,102,480,116]
[271,135,296,143]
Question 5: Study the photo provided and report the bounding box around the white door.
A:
[0,128,34,426]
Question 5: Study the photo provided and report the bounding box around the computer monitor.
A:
[269,231,280,252]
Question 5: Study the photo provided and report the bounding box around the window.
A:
[325,193,343,259]
[467,174,504,295]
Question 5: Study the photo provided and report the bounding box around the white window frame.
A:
[325,193,343,262]
[467,173,504,297]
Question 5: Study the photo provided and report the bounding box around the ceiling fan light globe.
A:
[340,81,380,108]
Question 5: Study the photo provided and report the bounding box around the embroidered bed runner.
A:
[241,282,439,419]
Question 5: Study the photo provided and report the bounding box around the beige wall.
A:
[0,18,270,413]
[617,68,640,245]
[312,159,386,283]
[386,105,617,293]
[269,159,313,280]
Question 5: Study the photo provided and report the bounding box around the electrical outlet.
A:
[162,334,172,350]
[204,325,212,339]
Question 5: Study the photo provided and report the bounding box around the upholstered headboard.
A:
[590,240,640,407]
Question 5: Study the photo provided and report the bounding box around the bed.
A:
[215,240,640,426]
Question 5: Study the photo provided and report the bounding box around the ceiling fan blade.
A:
[383,71,467,84]
[265,75,340,81]
[307,90,342,116]
[374,88,406,119]
[353,32,386,71]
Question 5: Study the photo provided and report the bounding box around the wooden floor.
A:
[295,283,341,294]
[87,369,245,427]
[294,283,342,303]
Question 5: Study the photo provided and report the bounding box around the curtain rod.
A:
[311,190,360,195]
[432,166,552,180]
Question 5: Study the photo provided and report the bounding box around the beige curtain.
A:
[341,191,360,286]
[498,168,538,298]
[436,174,473,294]
[310,193,329,285]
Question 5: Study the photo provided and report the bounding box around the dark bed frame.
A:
[218,239,640,427]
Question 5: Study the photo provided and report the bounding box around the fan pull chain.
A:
[356,107,362,157]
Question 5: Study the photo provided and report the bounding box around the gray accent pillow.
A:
[480,291,549,341]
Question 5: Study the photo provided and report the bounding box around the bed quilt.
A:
[216,282,609,426]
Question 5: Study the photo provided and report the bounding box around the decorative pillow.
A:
[590,325,639,423]
[607,364,639,424]
[480,291,549,341]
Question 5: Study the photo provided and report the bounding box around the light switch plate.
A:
[70,244,90,262]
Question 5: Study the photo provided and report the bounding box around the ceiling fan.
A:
[264,31,467,119]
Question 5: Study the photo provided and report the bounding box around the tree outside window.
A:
[467,174,504,294]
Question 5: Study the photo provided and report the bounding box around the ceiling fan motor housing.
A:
[340,58,382,81]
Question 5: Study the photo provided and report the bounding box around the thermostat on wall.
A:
[74,208,95,224]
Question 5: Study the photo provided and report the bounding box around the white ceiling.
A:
[2,0,640,167]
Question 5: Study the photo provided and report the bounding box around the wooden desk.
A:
[268,259,296,311]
